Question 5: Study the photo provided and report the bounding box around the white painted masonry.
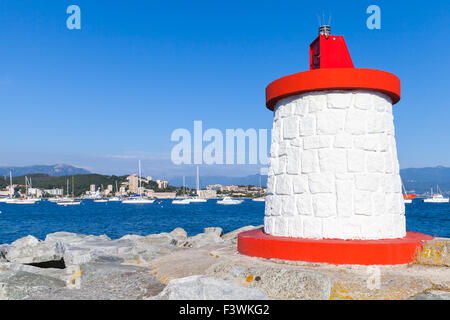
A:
[264,90,406,240]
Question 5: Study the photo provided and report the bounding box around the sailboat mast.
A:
[9,171,12,197]
[138,160,142,197]
[72,176,75,198]
[196,166,200,194]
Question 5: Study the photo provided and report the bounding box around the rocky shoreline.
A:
[0,226,448,300]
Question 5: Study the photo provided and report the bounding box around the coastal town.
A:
[0,173,267,200]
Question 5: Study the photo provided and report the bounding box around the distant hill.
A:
[400,166,450,195]
[0,164,90,177]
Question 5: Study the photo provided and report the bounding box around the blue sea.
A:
[0,199,448,244]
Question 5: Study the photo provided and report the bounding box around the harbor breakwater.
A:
[0,226,449,300]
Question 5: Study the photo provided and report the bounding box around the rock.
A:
[119,234,144,241]
[204,227,223,237]
[0,270,66,300]
[6,236,65,265]
[0,245,9,262]
[409,291,450,300]
[27,270,166,300]
[151,275,269,300]
[222,225,263,242]
[415,238,450,267]
[45,232,88,244]
[45,232,135,265]
[170,228,188,242]
[208,263,332,300]
[183,231,224,248]
[128,232,181,263]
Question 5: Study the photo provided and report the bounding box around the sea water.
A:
[0,199,448,244]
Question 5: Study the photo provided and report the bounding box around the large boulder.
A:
[152,275,269,300]
[6,236,65,265]
[0,245,9,262]
[181,228,224,248]
[0,270,66,300]
[208,263,332,300]
[131,233,180,263]
[415,238,450,267]
[170,228,188,242]
[222,225,263,242]
[45,232,132,265]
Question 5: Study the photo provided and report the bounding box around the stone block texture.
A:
[264,90,406,240]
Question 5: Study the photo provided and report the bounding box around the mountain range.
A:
[0,164,91,177]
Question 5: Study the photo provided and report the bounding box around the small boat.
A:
[402,184,415,204]
[108,197,122,202]
[252,197,266,202]
[423,186,449,203]
[187,196,207,203]
[217,197,244,205]
[8,198,37,205]
[94,198,108,203]
[122,160,155,204]
[172,198,191,204]
[122,197,155,204]
[56,198,81,206]
[0,197,14,203]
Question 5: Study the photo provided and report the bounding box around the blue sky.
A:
[0,0,449,178]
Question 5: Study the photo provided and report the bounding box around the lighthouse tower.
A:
[238,26,433,265]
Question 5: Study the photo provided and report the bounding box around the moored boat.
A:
[423,186,449,203]
[217,197,244,205]
[172,198,191,204]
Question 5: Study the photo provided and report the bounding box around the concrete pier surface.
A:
[0,226,448,300]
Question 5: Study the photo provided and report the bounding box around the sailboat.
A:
[402,182,414,204]
[252,175,266,202]
[56,178,81,206]
[109,181,122,202]
[0,172,15,203]
[188,166,207,203]
[423,186,449,203]
[122,161,155,204]
[173,176,192,204]
[9,176,38,205]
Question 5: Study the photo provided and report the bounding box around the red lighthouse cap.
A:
[265,27,401,110]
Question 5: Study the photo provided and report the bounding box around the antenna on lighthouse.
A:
[318,25,330,36]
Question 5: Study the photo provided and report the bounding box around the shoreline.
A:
[0,226,449,300]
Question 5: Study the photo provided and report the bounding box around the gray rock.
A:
[182,229,224,248]
[45,232,88,244]
[409,292,450,300]
[204,227,224,237]
[151,275,269,300]
[222,225,263,241]
[0,245,8,262]
[6,236,65,265]
[0,270,66,300]
[26,268,165,300]
[46,232,135,265]
[170,228,188,242]
[119,234,145,241]
[131,233,179,262]
[208,263,332,300]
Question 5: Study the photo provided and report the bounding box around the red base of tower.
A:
[238,229,433,265]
